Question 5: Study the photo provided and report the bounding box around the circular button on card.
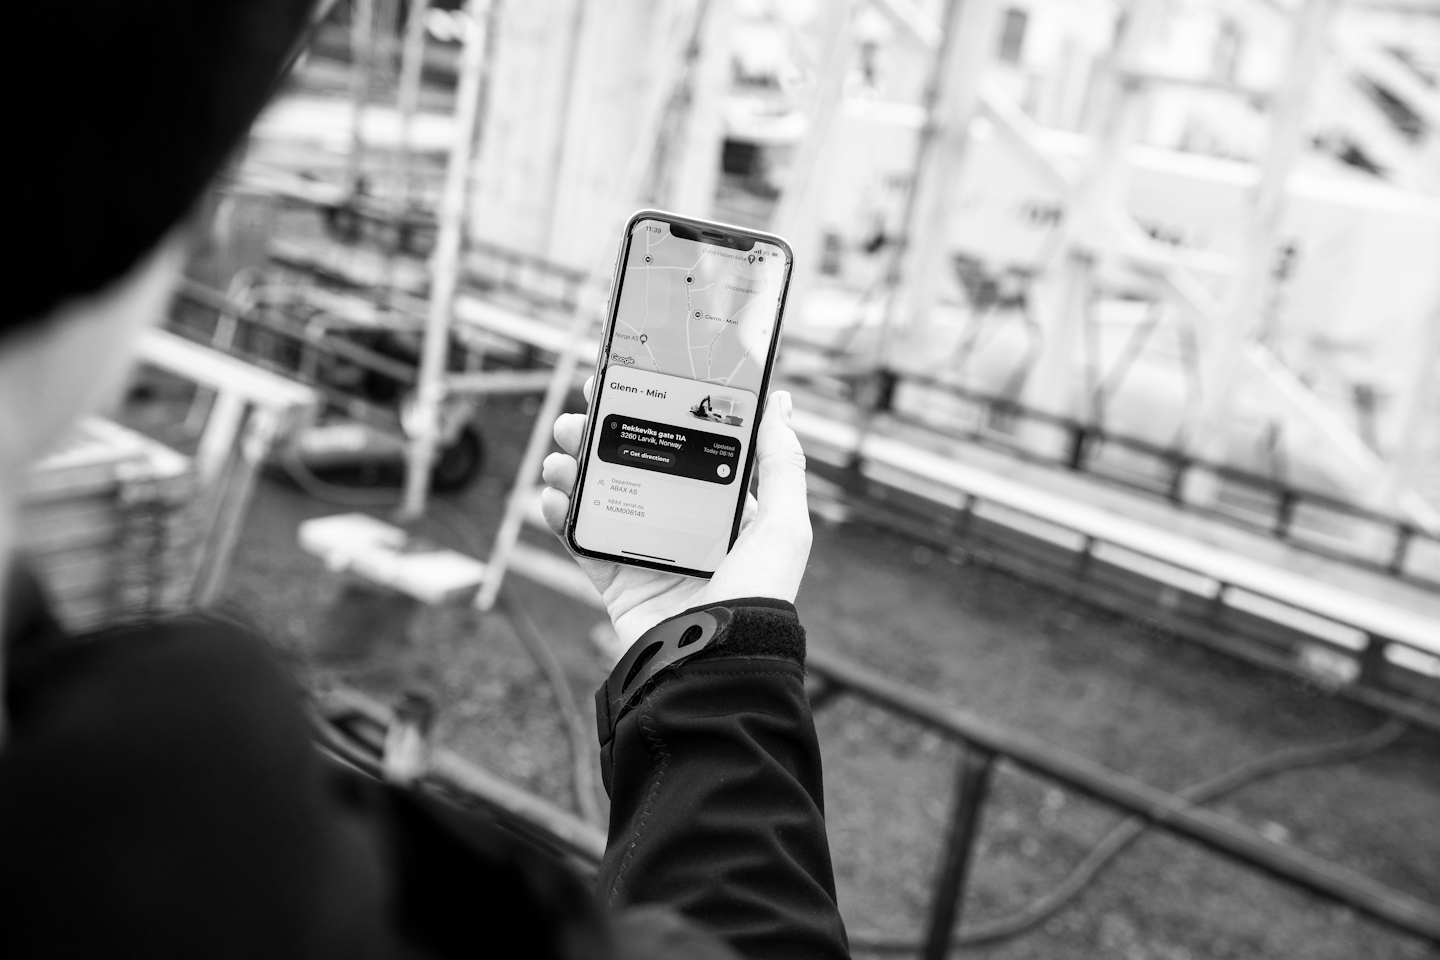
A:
[717,464,731,478]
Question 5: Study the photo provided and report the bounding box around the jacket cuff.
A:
[595,599,807,749]
[682,597,805,668]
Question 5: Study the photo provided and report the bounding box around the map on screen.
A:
[607,219,787,395]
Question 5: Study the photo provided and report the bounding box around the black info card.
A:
[595,415,741,485]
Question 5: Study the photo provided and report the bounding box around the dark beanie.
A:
[4,0,315,336]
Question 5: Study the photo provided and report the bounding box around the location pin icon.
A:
[748,254,755,264]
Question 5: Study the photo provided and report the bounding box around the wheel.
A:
[431,425,484,491]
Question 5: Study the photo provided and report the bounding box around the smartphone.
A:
[564,210,793,577]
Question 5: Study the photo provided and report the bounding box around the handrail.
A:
[791,408,1440,661]
[318,652,1440,951]
[790,361,1440,588]
[313,687,606,867]
[806,647,1440,951]
[140,326,318,410]
[891,367,1414,528]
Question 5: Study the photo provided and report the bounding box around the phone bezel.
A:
[563,209,795,579]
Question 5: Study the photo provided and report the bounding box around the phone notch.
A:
[668,222,756,251]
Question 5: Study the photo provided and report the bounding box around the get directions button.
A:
[618,444,676,467]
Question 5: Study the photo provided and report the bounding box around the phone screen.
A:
[568,216,790,575]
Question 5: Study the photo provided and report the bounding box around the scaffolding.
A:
[778,0,1440,535]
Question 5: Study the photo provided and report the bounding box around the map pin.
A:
[747,254,755,264]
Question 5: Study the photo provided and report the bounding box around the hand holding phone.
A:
[539,380,812,646]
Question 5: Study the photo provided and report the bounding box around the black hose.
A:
[279,443,410,507]
[496,586,607,829]
[848,717,1410,954]
[280,450,606,827]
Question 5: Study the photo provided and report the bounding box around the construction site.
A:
[19,0,1440,956]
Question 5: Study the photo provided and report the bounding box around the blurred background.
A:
[19,1,1440,957]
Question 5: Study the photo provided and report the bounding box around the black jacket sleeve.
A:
[594,599,849,960]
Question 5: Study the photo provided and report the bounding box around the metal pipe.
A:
[317,686,607,865]
[346,0,378,197]
[889,0,1001,349]
[770,0,856,296]
[848,0,995,462]
[196,408,289,607]
[395,0,432,207]
[537,0,590,257]
[400,0,493,519]
[1026,0,1162,429]
[1190,0,1338,476]
[472,301,591,612]
[806,647,1440,943]
[921,745,995,960]
[1377,294,1440,519]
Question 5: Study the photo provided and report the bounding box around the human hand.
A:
[539,380,812,646]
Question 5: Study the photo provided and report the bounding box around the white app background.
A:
[580,366,754,570]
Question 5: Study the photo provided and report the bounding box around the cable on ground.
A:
[847,717,1409,954]
[496,585,607,829]
[277,450,607,827]
[279,443,412,507]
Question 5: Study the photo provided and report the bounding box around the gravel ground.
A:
[163,386,1440,960]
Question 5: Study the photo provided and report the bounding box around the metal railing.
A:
[463,237,589,319]
[313,670,1440,958]
[170,280,417,432]
[802,454,1440,734]
[803,649,1440,958]
[311,194,591,321]
[793,364,1440,591]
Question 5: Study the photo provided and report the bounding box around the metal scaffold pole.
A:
[347,0,378,196]
[654,0,730,218]
[1379,291,1440,518]
[400,0,493,520]
[395,0,432,207]
[1189,0,1338,482]
[1025,0,1161,432]
[847,0,997,453]
[770,0,857,299]
[888,0,1002,360]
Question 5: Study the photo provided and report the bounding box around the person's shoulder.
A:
[63,614,291,700]
[7,612,308,765]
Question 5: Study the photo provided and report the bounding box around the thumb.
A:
[754,391,809,534]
